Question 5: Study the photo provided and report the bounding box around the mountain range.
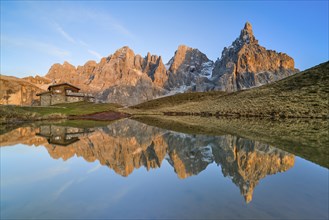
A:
[0,22,298,106]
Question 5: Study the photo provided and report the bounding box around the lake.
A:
[1,118,328,219]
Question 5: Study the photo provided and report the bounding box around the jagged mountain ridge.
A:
[44,44,214,105]
[45,47,169,105]
[1,22,298,106]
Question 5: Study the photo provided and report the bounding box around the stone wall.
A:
[40,94,51,106]
[86,97,95,102]
[67,96,84,103]
[51,94,66,105]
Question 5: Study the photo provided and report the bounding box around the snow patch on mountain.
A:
[200,61,214,79]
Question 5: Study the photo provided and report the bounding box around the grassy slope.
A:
[133,115,329,168]
[133,91,226,110]
[133,61,329,118]
[22,102,122,115]
[0,102,122,124]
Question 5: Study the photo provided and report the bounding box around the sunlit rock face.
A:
[44,45,215,106]
[165,45,215,92]
[0,119,295,203]
[212,22,298,92]
[22,75,52,90]
[0,75,49,105]
[45,47,168,106]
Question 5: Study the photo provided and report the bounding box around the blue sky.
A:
[1,1,328,78]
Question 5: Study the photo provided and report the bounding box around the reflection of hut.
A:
[36,125,94,146]
[36,83,94,106]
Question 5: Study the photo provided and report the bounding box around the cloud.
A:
[108,20,134,39]
[54,23,76,44]
[1,35,70,58]
[52,180,74,199]
[87,164,102,174]
[78,40,89,47]
[45,6,134,40]
[1,165,70,187]
[52,23,103,60]
[88,49,102,60]
[83,10,135,39]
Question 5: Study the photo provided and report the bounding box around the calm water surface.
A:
[1,119,328,219]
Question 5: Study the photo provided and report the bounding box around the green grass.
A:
[133,61,329,118]
[0,101,122,124]
[132,91,226,110]
[22,101,122,116]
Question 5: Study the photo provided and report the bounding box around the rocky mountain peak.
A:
[158,56,163,64]
[169,45,211,74]
[146,52,151,59]
[63,61,74,66]
[165,44,214,91]
[212,22,298,92]
[46,61,77,82]
[177,44,190,52]
[232,22,258,49]
[113,46,135,59]
[239,22,255,42]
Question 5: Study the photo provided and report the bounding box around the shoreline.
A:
[1,107,328,125]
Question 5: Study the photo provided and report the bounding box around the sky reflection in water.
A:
[1,119,328,219]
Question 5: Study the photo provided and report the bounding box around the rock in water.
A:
[212,22,299,92]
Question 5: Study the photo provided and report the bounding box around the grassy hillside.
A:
[133,91,226,110]
[0,101,122,124]
[133,61,329,118]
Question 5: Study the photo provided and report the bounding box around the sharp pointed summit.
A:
[212,21,298,92]
[239,22,257,44]
[243,22,253,34]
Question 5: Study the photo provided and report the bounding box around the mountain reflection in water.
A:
[0,119,295,203]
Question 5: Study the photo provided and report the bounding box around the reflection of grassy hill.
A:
[134,61,329,118]
[54,119,116,128]
[0,119,116,136]
[134,115,329,168]
[0,102,122,124]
